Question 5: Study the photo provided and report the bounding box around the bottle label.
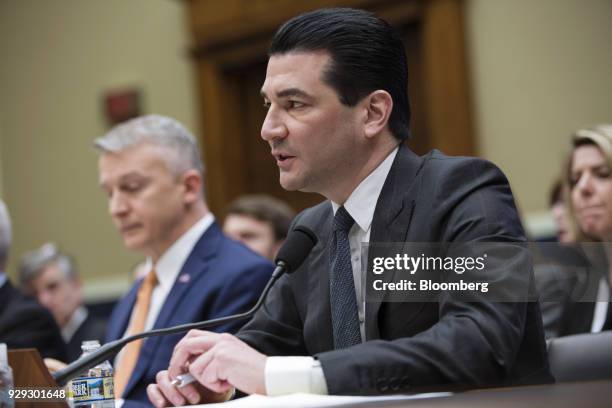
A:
[69,376,114,403]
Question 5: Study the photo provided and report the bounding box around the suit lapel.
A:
[105,285,139,343]
[0,282,12,311]
[365,145,423,340]
[123,223,222,396]
[310,206,334,352]
[152,224,222,330]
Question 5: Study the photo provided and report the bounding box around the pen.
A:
[171,373,196,388]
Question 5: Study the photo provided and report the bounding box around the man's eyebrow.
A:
[260,88,313,100]
[98,172,145,188]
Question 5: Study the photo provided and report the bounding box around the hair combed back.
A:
[0,200,11,269]
[19,243,77,286]
[94,114,204,175]
[269,7,411,141]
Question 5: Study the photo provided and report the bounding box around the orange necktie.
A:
[114,269,158,397]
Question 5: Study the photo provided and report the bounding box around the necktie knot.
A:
[334,206,355,233]
[137,269,158,299]
[144,269,158,287]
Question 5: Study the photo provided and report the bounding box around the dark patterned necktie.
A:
[330,206,361,349]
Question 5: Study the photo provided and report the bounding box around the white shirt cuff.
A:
[265,356,329,396]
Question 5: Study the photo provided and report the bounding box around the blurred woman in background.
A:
[558,124,612,335]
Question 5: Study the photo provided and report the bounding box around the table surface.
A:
[334,380,612,408]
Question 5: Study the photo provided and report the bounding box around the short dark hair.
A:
[226,195,295,241]
[269,7,411,141]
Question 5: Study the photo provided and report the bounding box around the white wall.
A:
[466,0,612,235]
[0,118,4,199]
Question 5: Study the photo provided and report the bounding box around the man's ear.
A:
[363,90,393,139]
[181,170,203,204]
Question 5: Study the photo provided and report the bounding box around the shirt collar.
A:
[61,306,88,342]
[331,147,399,233]
[146,213,215,292]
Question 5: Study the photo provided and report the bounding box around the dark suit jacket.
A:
[106,222,273,405]
[238,146,552,394]
[66,311,107,362]
[535,244,611,337]
[0,280,67,361]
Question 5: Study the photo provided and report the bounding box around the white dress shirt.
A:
[590,278,610,333]
[115,213,215,366]
[265,147,399,396]
[62,306,88,342]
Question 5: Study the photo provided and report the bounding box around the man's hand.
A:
[44,358,67,373]
[147,330,267,407]
[147,369,228,407]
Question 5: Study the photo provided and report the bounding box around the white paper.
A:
[183,392,452,408]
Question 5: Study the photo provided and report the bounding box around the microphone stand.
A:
[53,263,286,386]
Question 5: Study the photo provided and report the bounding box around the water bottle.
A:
[0,343,14,408]
[67,341,114,408]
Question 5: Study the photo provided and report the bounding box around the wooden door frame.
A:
[186,0,475,215]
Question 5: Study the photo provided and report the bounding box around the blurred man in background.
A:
[0,199,67,361]
[223,194,295,261]
[19,243,106,362]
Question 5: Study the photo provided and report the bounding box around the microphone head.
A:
[275,225,318,273]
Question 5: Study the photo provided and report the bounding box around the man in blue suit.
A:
[96,114,273,406]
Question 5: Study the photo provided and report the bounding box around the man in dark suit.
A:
[148,8,551,406]
[0,200,67,361]
[19,243,106,362]
[95,115,273,406]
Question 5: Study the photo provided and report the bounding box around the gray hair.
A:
[0,200,11,270]
[94,114,204,176]
[19,243,77,286]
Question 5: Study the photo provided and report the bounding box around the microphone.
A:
[53,225,317,386]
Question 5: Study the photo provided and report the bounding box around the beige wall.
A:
[0,118,4,199]
[1,0,611,295]
[0,0,197,298]
[466,0,612,234]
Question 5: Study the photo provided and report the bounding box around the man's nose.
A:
[261,107,288,142]
[38,291,53,308]
[109,192,129,217]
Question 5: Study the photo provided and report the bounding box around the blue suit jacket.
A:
[106,222,273,406]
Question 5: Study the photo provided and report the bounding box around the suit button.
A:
[389,377,401,391]
[376,379,389,392]
[400,376,411,389]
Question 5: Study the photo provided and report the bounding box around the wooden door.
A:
[187,0,474,216]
